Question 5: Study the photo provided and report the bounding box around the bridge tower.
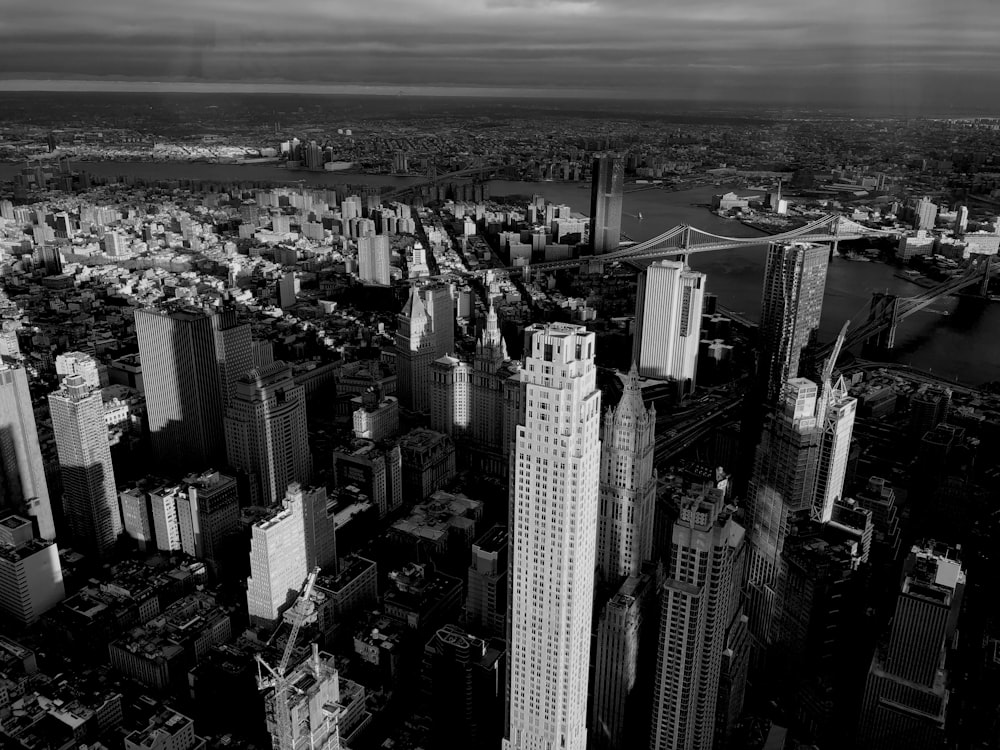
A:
[866,291,899,351]
[830,215,841,261]
[981,254,995,297]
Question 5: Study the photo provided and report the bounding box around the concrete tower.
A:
[48,374,121,557]
[589,155,624,253]
[758,242,828,402]
[395,284,454,414]
[0,365,55,540]
[135,307,253,471]
[596,365,657,586]
[505,323,601,750]
[649,486,744,750]
[224,362,312,506]
[632,260,706,396]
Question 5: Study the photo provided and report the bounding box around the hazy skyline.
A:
[1,0,998,109]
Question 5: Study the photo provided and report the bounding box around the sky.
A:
[0,0,998,110]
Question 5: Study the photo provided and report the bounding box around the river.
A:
[1,162,997,385]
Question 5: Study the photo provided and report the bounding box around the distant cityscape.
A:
[0,93,999,750]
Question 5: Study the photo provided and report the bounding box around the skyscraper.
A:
[505,323,601,750]
[358,234,391,285]
[632,260,706,395]
[589,156,624,253]
[744,367,856,646]
[135,307,252,471]
[465,524,508,638]
[225,362,312,506]
[649,485,745,750]
[0,365,55,540]
[247,484,334,628]
[596,365,657,586]
[266,648,342,750]
[758,242,829,402]
[858,543,965,749]
[590,571,656,750]
[0,514,64,625]
[396,284,454,414]
[430,303,520,473]
[48,374,121,557]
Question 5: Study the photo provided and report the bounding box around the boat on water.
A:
[637,211,644,220]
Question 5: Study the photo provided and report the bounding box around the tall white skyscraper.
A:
[650,486,744,750]
[505,323,601,750]
[0,365,55,540]
[395,284,454,414]
[358,234,391,285]
[225,362,312,506]
[48,374,121,557]
[596,365,657,586]
[0,514,64,625]
[632,260,706,396]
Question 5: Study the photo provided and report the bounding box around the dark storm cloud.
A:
[0,0,998,106]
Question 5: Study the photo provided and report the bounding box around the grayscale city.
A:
[0,2,998,750]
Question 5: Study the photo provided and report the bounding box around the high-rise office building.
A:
[179,470,241,576]
[505,323,601,750]
[591,571,656,750]
[0,514,64,625]
[225,362,311,506]
[632,261,706,394]
[423,624,505,749]
[913,197,938,231]
[358,234,391,285]
[955,205,969,234]
[589,156,624,253]
[465,524,508,638]
[745,369,856,646]
[430,303,521,473]
[758,242,828,402]
[858,543,965,749]
[48,374,121,558]
[396,284,454,414]
[596,365,656,586]
[649,485,745,750]
[135,307,252,471]
[0,365,55,540]
[247,484,333,627]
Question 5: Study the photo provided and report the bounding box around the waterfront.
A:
[1,162,996,385]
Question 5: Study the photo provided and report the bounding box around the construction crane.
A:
[821,320,850,388]
[256,567,321,750]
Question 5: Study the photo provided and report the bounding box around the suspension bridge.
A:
[520,213,900,273]
[815,256,994,357]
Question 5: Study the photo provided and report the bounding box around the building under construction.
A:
[264,645,341,750]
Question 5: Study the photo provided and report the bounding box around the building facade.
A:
[596,366,657,587]
[48,374,122,557]
[135,307,252,471]
[505,323,601,750]
[649,486,744,750]
[758,242,828,402]
[632,261,706,394]
[224,362,312,506]
[589,156,624,253]
[0,365,55,540]
[395,283,454,414]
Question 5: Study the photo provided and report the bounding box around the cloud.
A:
[0,0,997,107]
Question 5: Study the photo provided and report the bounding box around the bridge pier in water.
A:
[866,291,899,352]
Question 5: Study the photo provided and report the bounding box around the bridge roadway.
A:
[654,394,744,466]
